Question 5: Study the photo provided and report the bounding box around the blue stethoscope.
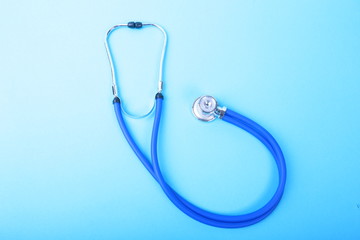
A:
[105,22,287,228]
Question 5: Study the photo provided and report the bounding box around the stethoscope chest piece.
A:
[192,95,226,121]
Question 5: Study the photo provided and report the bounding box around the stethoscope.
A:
[105,22,287,228]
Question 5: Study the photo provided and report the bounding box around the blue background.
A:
[0,0,359,239]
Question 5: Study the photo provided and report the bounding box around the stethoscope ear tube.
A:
[113,94,286,228]
[105,22,167,119]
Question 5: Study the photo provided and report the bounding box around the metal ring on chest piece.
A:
[192,95,227,121]
[192,96,218,121]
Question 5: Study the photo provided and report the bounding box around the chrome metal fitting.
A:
[192,96,227,122]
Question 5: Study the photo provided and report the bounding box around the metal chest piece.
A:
[192,96,226,121]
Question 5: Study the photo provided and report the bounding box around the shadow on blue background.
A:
[0,0,359,239]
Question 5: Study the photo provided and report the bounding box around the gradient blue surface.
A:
[0,0,359,239]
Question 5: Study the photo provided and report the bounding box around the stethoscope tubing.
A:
[113,95,286,228]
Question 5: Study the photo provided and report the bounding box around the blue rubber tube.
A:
[113,95,286,228]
